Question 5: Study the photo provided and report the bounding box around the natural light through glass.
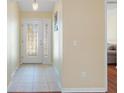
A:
[26,24,38,56]
[44,24,48,56]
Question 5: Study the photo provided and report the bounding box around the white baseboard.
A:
[11,66,19,79]
[8,65,19,88]
[62,88,107,92]
[53,67,107,93]
[54,66,62,89]
[54,66,60,76]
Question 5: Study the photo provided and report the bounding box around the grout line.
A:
[8,64,61,92]
[32,64,35,92]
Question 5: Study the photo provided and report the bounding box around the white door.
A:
[43,19,52,64]
[21,20,43,63]
[21,19,51,64]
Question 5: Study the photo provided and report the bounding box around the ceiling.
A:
[17,0,117,12]
[17,0,58,12]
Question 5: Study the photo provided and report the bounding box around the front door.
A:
[21,20,43,63]
[21,19,51,64]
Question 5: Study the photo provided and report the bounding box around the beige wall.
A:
[62,0,107,91]
[7,1,20,85]
[21,12,52,22]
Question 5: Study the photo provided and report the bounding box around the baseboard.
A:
[54,66,62,89]
[62,88,107,92]
[8,65,19,88]
[11,66,19,79]
[54,66,60,77]
[53,67,107,93]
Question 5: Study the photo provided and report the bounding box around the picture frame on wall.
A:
[54,11,58,31]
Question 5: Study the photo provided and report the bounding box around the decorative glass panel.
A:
[44,24,49,56]
[26,24,38,56]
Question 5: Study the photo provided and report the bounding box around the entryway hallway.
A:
[7,0,112,92]
[8,64,61,92]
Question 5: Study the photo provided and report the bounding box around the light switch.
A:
[73,40,78,46]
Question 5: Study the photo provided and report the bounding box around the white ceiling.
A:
[17,0,58,12]
[17,0,117,12]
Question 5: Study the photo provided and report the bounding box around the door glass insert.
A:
[26,24,38,56]
[43,24,49,56]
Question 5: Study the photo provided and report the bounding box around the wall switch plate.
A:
[81,72,87,78]
[73,40,78,46]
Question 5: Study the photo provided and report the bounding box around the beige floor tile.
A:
[8,64,60,92]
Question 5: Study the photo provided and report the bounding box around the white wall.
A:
[107,3,117,44]
[52,0,63,83]
[7,1,20,85]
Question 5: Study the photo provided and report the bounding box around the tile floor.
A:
[8,64,61,92]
